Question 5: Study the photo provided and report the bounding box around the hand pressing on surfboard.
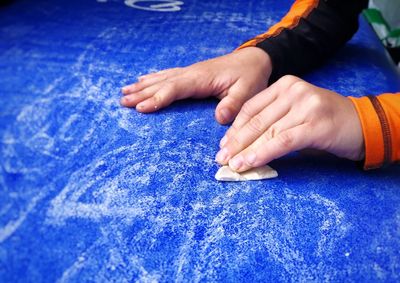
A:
[215,75,365,172]
[120,47,272,124]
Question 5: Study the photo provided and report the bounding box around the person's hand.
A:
[215,75,365,172]
[121,47,272,124]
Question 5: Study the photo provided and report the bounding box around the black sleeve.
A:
[242,0,369,83]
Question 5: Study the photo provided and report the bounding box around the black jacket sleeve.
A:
[239,0,369,83]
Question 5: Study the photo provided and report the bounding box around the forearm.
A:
[238,0,368,83]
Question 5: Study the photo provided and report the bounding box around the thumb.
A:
[215,83,255,124]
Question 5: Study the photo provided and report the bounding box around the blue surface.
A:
[1,0,400,282]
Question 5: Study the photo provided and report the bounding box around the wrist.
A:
[233,46,272,82]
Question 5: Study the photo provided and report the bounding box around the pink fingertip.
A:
[229,156,243,171]
[219,108,231,124]
[121,86,129,93]
[120,97,126,104]
[215,148,229,164]
[219,135,228,148]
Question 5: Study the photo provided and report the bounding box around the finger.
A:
[121,73,167,95]
[231,81,281,130]
[219,97,270,148]
[216,100,293,164]
[138,71,163,81]
[122,68,183,95]
[220,84,279,147]
[215,82,253,125]
[120,83,164,107]
[138,68,181,81]
[135,77,193,113]
[137,72,157,82]
[262,109,306,141]
[229,123,312,172]
[226,75,304,133]
[219,76,302,148]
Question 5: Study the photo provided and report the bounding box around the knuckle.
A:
[276,131,295,149]
[279,75,301,86]
[140,88,149,95]
[188,63,206,74]
[154,87,171,103]
[153,93,163,106]
[134,81,144,89]
[288,80,309,96]
[241,102,254,119]
[158,73,168,81]
[140,86,156,96]
[306,119,318,130]
[227,125,238,136]
[166,67,182,74]
[307,94,325,112]
[164,81,178,92]
[265,125,279,140]
[192,66,206,76]
[248,114,264,134]
[229,135,244,151]
[188,70,207,83]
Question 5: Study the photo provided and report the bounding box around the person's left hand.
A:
[120,47,272,124]
[215,75,365,172]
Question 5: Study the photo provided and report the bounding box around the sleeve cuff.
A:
[349,96,385,169]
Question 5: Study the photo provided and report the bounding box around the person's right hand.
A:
[120,47,272,124]
[215,75,365,172]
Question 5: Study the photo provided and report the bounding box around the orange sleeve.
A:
[349,93,400,169]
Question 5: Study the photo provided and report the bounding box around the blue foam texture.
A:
[1,0,400,281]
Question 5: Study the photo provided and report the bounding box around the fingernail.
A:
[216,148,229,163]
[136,102,146,110]
[220,136,228,148]
[219,108,231,123]
[245,151,257,165]
[121,86,129,93]
[229,156,243,171]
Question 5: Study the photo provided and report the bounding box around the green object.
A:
[388,29,400,47]
[363,9,390,41]
[363,8,400,48]
[363,8,390,29]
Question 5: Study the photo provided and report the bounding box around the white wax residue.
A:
[215,165,278,182]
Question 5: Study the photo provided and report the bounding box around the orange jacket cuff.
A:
[350,94,400,169]
[377,93,400,165]
[349,96,384,169]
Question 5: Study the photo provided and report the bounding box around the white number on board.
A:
[124,0,183,12]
